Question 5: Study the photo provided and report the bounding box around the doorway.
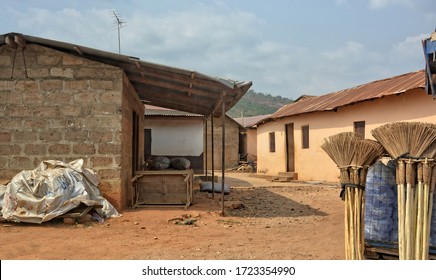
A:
[285,123,295,172]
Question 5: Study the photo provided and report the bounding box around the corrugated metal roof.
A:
[234,114,271,128]
[0,32,252,117]
[144,105,203,117]
[268,70,425,121]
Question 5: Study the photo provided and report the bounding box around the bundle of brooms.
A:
[321,132,384,260]
[371,122,436,260]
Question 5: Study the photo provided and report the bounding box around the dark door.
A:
[286,123,295,172]
[144,129,152,160]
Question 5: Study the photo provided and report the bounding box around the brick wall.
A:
[0,43,127,210]
[205,116,240,170]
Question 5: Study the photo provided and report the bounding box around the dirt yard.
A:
[0,172,345,260]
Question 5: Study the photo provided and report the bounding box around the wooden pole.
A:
[211,115,215,198]
[221,93,226,215]
[204,117,208,182]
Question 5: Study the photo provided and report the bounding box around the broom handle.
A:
[415,162,423,259]
[397,160,406,260]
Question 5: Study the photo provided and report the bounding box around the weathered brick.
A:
[0,92,7,104]
[40,79,63,91]
[39,131,62,142]
[64,80,88,91]
[0,55,11,66]
[0,144,21,155]
[81,116,121,129]
[8,92,23,104]
[48,144,71,155]
[90,80,113,90]
[74,92,98,103]
[0,169,21,180]
[24,144,47,155]
[45,92,72,104]
[23,119,48,130]
[0,157,8,169]
[0,80,15,91]
[23,92,45,105]
[8,105,31,117]
[9,156,36,169]
[0,118,21,130]
[60,105,82,117]
[62,55,85,65]
[32,106,58,118]
[91,156,113,167]
[13,131,37,143]
[0,132,12,143]
[90,131,113,143]
[96,169,121,179]
[65,130,89,142]
[50,67,74,78]
[75,67,121,79]
[16,80,38,92]
[72,144,96,155]
[91,103,116,115]
[27,68,50,78]
[0,69,13,79]
[48,118,82,130]
[98,144,121,154]
[37,55,61,65]
[100,91,121,103]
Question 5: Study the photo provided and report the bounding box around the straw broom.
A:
[321,132,356,259]
[351,139,384,259]
[322,133,384,260]
[372,122,436,260]
[420,138,436,259]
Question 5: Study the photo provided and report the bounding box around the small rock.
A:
[141,226,145,229]
[134,222,139,225]
[77,214,92,224]
[134,234,139,237]
[154,236,158,240]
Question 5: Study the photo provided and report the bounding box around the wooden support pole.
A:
[211,115,215,199]
[221,92,226,215]
[204,117,208,182]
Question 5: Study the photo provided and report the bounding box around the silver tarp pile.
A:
[0,159,120,223]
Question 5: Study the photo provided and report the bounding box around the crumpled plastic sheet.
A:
[0,159,120,223]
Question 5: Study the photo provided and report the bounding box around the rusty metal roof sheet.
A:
[268,70,425,121]
[144,105,203,117]
[234,114,271,128]
[0,32,252,117]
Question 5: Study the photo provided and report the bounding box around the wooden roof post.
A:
[204,117,208,182]
[221,91,226,215]
[211,113,215,199]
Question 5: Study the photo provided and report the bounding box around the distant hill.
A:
[227,90,293,118]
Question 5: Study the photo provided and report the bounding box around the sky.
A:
[2,0,435,99]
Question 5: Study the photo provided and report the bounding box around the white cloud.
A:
[369,0,412,9]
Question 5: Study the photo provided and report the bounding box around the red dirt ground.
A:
[0,172,345,260]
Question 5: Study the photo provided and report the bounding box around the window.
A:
[269,132,276,152]
[354,121,365,139]
[302,125,309,149]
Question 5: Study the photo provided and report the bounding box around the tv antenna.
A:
[112,10,127,54]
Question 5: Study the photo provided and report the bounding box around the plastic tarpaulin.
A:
[0,159,120,223]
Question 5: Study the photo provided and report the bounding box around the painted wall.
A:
[145,118,203,156]
[246,128,258,162]
[257,89,436,183]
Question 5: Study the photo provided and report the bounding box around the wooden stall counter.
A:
[131,169,193,209]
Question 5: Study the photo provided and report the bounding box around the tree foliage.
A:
[227,90,293,118]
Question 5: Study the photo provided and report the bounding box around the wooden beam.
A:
[73,46,84,55]
[14,35,27,49]
[129,74,221,99]
[5,35,17,49]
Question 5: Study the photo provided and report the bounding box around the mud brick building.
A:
[0,33,251,210]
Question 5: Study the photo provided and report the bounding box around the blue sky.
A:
[2,0,435,99]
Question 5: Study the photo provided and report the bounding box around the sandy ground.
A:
[0,172,345,260]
